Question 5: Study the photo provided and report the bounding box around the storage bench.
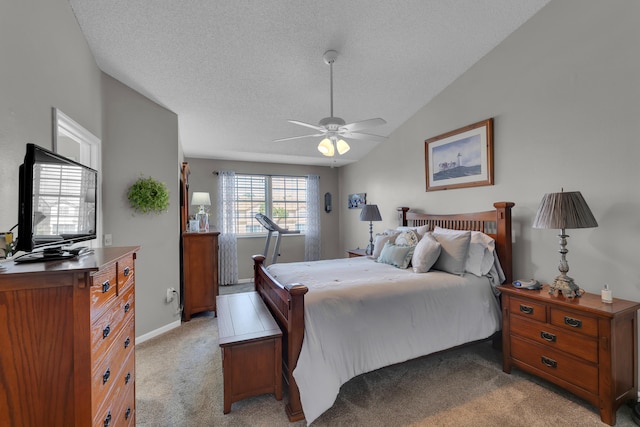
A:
[216,291,282,413]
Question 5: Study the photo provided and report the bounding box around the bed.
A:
[252,202,514,423]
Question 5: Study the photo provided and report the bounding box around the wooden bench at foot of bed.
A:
[253,201,514,422]
[217,292,284,414]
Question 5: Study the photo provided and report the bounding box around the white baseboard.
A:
[136,319,181,344]
[237,278,253,284]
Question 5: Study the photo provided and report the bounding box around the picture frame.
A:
[348,193,366,209]
[424,118,494,192]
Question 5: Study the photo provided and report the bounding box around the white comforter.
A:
[267,257,502,424]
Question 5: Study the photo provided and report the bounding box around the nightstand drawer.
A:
[550,308,598,337]
[510,315,598,363]
[511,336,598,394]
[509,297,547,322]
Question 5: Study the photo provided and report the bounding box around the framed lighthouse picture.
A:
[424,118,494,192]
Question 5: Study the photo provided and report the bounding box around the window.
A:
[234,174,307,236]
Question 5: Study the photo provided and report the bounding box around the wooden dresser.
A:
[182,231,219,320]
[499,284,640,426]
[0,246,139,427]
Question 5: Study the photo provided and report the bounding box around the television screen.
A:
[16,143,97,260]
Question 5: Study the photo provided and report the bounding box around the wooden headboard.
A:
[398,201,514,283]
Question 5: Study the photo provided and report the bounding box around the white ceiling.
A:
[69,0,549,167]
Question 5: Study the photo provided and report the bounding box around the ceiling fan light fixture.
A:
[336,139,350,155]
[318,138,334,156]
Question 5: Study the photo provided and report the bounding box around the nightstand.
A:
[346,248,368,258]
[499,284,640,426]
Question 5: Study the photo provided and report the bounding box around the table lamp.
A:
[360,204,382,255]
[191,192,211,232]
[532,190,598,298]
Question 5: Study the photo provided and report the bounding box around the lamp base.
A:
[365,243,373,256]
[549,274,583,298]
[196,212,209,232]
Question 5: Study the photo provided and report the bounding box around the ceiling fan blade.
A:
[288,120,324,131]
[340,118,386,132]
[341,132,388,143]
[273,133,325,142]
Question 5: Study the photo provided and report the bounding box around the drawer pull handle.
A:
[540,331,556,342]
[103,411,111,427]
[124,302,131,313]
[519,304,534,315]
[124,336,131,349]
[124,266,130,277]
[103,368,111,384]
[102,280,110,293]
[125,407,131,420]
[103,325,111,339]
[125,371,131,384]
[564,316,582,328]
[541,356,557,369]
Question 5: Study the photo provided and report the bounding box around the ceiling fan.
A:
[274,50,387,157]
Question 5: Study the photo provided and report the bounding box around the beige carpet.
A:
[136,285,637,427]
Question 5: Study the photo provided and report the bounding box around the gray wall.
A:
[0,0,102,227]
[102,74,181,336]
[185,158,340,280]
[1,0,181,338]
[339,0,640,380]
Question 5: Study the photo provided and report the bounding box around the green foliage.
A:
[127,176,170,214]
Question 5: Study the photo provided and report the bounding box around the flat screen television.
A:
[15,143,97,262]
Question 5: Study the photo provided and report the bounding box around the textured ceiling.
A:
[69,0,549,167]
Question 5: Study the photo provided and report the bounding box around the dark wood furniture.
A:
[499,284,639,426]
[0,247,139,427]
[252,201,514,421]
[346,248,367,257]
[182,231,220,320]
[217,291,282,413]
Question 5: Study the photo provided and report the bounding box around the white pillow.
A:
[372,233,398,259]
[432,227,471,275]
[466,231,496,276]
[412,233,441,273]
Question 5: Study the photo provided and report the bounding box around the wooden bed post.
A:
[252,254,308,422]
[493,202,514,284]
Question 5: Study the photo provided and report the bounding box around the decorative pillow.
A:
[395,229,420,247]
[466,231,496,276]
[372,233,398,259]
[376,241,415,269]
[432,227,472,275]
[396,225,429,239]
[411,233,441,273]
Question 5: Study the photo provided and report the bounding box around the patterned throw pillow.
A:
[395,229,420,247]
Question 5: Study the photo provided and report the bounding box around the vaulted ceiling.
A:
[69,0,550,167]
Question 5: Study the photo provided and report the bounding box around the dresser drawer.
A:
[117,254,135,290]
[509,315,598,363]
[91,285,135,365]
[90,263,118,321]
[550,307,598,337]
[511,336,598,394]
[509,297,547,322]
[92,337,135,421]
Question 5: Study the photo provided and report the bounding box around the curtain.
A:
[217,170,238,285]
[305,174,321,261]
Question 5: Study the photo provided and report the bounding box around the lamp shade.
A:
[318,138,334,156]
[336,139,350,155]
[191,192,211,207]
[360,204,382,222]
[532,191,597,230]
